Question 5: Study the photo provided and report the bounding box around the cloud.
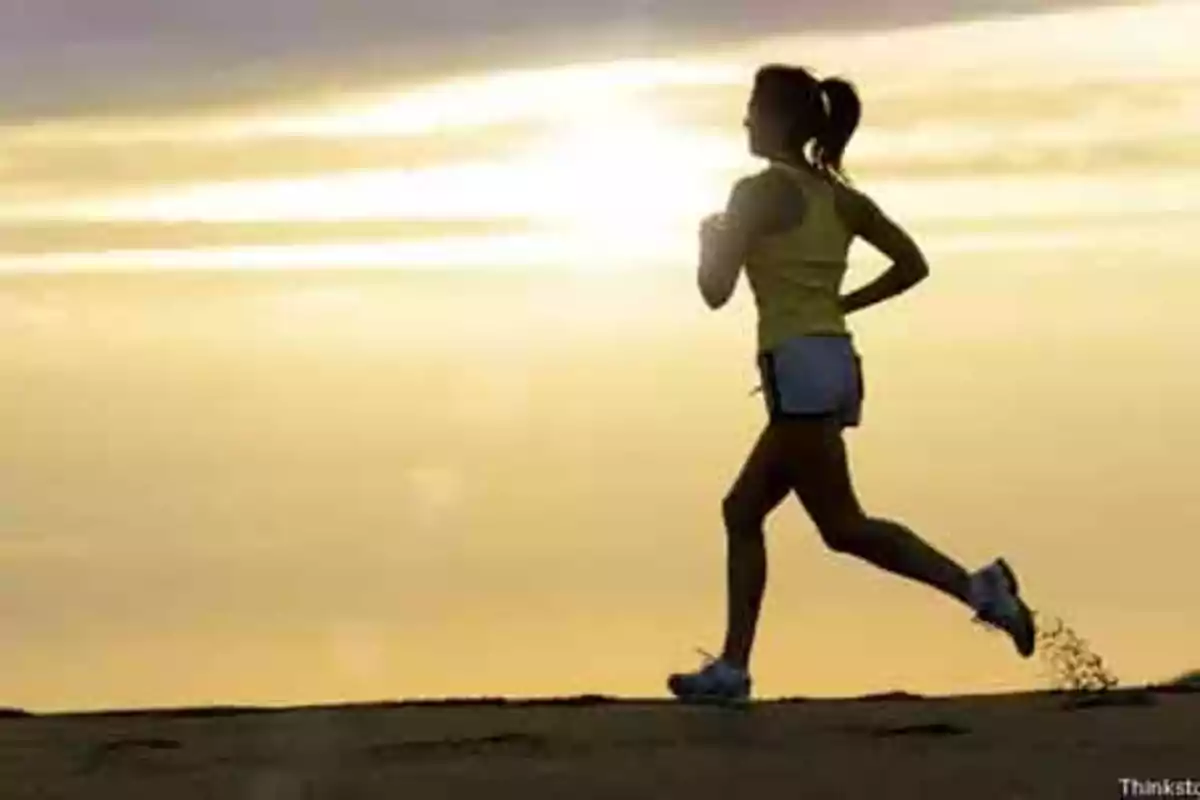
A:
[0,124,539,191]
[0,219,530,255]
[0,1,1125,120]
[1,2,1196,272]
[0,1,1132,123]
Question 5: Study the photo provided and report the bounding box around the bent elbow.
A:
[698,275,732,310]
[903,259,930,286]
[701,288,729,310]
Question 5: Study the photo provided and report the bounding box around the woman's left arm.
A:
[697,173,799,309]
[697,178,759,310]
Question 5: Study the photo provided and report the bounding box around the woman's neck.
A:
[769,155,820,176]
[761,145,810,168]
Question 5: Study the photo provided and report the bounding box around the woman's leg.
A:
[719,424,793,671]
[667,424,791,701]
[776,418,974,607]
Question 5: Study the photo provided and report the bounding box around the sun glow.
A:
[237,59,743,139]
[84,108,739,229]
[26,75,747,271]
[5,3,1200,275]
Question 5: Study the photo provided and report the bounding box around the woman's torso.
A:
[743,162,855,352]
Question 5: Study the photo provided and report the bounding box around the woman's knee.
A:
[722,493,766,537]
[814,512,870,554]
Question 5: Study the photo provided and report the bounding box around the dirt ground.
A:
[1,688,1196,799]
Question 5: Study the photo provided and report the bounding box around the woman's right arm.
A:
[838,188,930,315]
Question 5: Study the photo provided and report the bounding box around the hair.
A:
[751,65,862,181]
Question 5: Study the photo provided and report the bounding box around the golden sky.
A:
[1,2,1196,273]
[2,2,1199,711]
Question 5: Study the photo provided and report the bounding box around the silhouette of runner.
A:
[668,64,1036,705]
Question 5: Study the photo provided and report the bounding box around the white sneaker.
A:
[970,558,1036,658]
[668,650,752,705]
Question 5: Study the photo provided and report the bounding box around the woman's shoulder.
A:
[732,166,801,202]
[827,178,882,234]
[727,167,807,236]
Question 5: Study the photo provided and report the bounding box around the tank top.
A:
[743,162,855,352]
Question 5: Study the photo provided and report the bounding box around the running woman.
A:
[668,64,1036,705]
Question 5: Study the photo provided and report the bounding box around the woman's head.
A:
[745,65,862,179]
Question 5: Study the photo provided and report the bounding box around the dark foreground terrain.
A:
[1,687,1197,799]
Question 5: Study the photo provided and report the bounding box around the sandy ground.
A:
[1,688,1197,799]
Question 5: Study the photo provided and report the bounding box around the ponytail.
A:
[814,77,861,180]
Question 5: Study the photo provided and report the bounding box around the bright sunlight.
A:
[17,59,747,273]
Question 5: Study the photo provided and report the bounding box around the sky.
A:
[2,0,1199,711]
[2,0,1194,273]
[0,0,1122,118]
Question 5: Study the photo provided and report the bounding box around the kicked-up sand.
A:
[1,687,1197,799]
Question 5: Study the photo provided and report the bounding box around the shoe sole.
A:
[667,677,751,708]
[995,558,1037,659]
[670,693,752,709]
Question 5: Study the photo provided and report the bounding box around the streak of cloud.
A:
[0,2,1194,273]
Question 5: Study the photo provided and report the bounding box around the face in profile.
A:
[745,66,831,165]
[744,92,802,161]
[744,98,776,159]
